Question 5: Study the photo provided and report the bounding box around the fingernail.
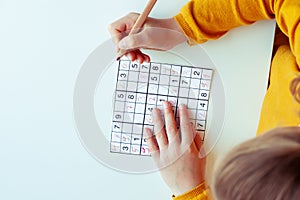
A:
[163,101,170,108]
[125,53,132,61]
[144,128,150,137]
[138,57,143,64]
[145,56,150,63]
[151,108,158,116]
[179,104,186,109]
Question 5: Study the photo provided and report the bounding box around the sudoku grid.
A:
[110,60,213,156]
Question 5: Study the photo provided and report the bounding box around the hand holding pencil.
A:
[108,0,187,63]
[117,0,157,61]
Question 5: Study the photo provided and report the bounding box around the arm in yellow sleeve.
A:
[172,182,210,200]
[174,0,299,66]
[273,0,300,67]
[174,0,274,44]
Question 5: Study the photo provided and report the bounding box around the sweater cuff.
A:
[173,13,207,45]
[171,182,209,200]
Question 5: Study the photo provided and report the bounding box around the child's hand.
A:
[108,13,186,63]
[145,102,206,196]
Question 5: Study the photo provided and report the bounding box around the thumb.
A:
[118,33,145,50]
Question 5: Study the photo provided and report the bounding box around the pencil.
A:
[116,0,157,60]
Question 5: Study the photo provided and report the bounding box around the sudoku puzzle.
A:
[110,60,213,156]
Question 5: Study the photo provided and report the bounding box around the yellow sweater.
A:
[173,0,300,199]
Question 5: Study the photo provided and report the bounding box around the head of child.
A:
[211,126,300,200]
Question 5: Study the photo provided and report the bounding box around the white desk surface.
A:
[0,0,275,199]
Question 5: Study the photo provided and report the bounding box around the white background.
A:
[0,0,275,199]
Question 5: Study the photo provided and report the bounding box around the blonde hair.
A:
[212,127,300,200]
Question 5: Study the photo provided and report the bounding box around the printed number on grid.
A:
[110,60,213,156]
